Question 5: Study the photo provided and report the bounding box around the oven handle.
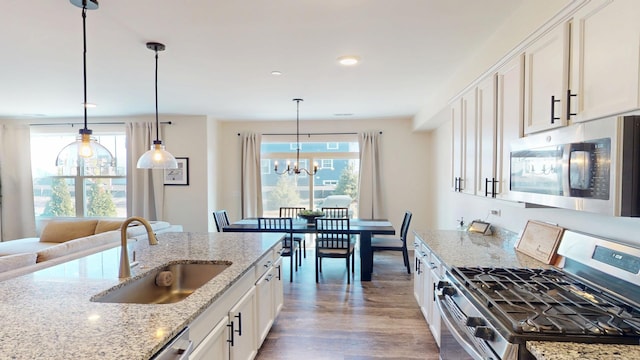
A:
[435,295,484,360]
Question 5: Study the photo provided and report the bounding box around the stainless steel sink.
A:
[92,261,232,304]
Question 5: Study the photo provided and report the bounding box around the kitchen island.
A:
[0,231,283,359]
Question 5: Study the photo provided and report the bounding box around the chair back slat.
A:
[316,218,350,249]
[279,207,306,218]
[321,207,349,218]
[258,217,294,247]
[400,211,413,242]
[213,210,230,232]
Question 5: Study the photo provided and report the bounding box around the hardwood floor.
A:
[256,249,439,359]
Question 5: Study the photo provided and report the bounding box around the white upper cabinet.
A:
[461,88,477,195]
[451,88,477,194]
[477,75,498,197]
[570,0,640,122]
[496,55,525,199]
[524,23,570,134]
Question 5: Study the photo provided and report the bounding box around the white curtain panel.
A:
[126,122,165,220]
[0,124,36,241]
[241,132,263,218]
[358,131,386,219]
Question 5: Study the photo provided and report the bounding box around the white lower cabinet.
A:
[229,287,257,360]
[189,247,283,360]
[190,316,230,360]
[428,259,442,347]
[414,238,442,348]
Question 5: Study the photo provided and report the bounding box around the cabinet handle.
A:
[235,312,242,336]
[492,178,498,198]
[276,264,282,280]
[566,89,577,119]
[227,322,235,346]
[550,95,561,124]
[265,273,274,282]
[485,178,491,197]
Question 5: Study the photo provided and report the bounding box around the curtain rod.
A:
[237,131,382,136]
[30,121,173,127]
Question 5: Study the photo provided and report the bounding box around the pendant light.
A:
[136,42,178,169]
[274,98,318,176]
[56,0,114,170]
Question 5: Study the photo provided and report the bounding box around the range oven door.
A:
[435,295,483,360]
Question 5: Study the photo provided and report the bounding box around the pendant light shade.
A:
[136,42,177,169]
[57,0,114,170]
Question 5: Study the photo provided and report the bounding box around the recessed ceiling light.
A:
[271,70,282,76]
[83,102,97,108]
[334,113,354,117]
[337,56,360,66]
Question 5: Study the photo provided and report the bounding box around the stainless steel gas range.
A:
[436,230,640,360]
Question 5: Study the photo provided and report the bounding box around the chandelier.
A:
[274,98,318,176]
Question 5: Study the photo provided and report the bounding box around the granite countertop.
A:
[414,229,640,360]
[527,341,640,360]
[0,231,282,360]
[413,228,550,269]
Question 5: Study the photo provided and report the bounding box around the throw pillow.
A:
[39,220,99,243]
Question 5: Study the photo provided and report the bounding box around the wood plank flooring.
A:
[256,249,439,359]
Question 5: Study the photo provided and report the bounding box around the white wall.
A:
[216,117,432,238]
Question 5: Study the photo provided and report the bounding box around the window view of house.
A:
[30,132,127,218]
[261,140,359,217]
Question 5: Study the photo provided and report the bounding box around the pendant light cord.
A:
[154,49,160,142]
[82,6,89,132]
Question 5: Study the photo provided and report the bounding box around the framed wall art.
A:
[164,157,189,186]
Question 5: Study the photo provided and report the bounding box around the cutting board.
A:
[515,220,564,264]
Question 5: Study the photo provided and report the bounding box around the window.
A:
[327,142,338,150]
[261,139,360,217]
[31,129,127,218]
[320,159,334,170]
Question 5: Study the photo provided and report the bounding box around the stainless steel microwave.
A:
[508,116,640,216]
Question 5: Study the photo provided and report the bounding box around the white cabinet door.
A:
[256,265,276,347]
[524,24,570,134]
[273,257,284,317]
[412,240,425,312]
[571,0,640,122]
[419,250,430,319]
[451,102,463,192]
[429,266,442,347]
[190,316,230,360]
[461,88,477,195]
[496,54,524,199]
[477,75,498,197]
[229,287,257,360]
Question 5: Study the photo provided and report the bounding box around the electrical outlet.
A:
[490,209,501,216]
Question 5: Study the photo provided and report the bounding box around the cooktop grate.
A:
[452,267,640,336]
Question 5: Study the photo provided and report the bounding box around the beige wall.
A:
[216,117,432,238]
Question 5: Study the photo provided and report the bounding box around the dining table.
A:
[223,218,396,281]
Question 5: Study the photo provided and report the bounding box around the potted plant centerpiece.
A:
[298,209,325,224]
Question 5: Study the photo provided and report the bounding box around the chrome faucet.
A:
[119,216,158,278]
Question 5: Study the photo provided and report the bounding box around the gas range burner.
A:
[518,316,556,332]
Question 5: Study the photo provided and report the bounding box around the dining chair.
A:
[279,207,307,263]
[371,211,412,274]
[213,210,230,232]
[258,217,299,282]
[321,207,349,218]
[315,217,355,284]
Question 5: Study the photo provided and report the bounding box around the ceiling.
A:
[0,0,525,123]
